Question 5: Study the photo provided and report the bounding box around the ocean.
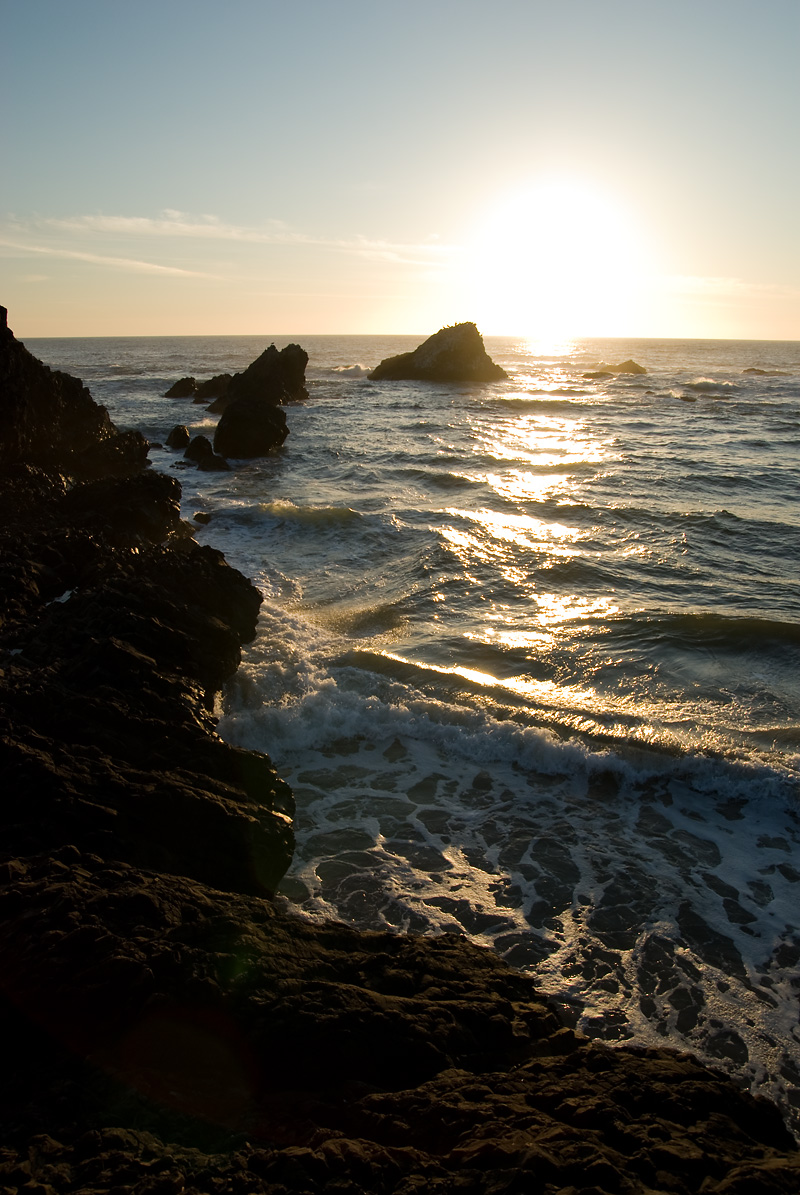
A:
[26,331,800,1130]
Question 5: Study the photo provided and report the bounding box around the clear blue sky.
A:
[2,0,798,337]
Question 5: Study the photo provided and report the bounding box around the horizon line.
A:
[19,331,800,345]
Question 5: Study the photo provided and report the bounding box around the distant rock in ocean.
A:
[195,371,232,401]
[369,322,508,383]
[584,358,647,378]
[164,375,197,398]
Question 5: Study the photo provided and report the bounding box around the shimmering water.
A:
[27,331,800,1129]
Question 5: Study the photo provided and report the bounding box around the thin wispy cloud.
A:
[0,237,217,278]
[2,211,461,269]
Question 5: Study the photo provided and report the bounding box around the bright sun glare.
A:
[465,181,650,340]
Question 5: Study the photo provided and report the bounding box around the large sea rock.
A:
[213,395,289,458]
[207,342,304,458]
[369,322,508,383]
[1,306,799,1193]
[207,343,308,414]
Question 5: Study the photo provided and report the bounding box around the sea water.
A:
[26,332,800,1130]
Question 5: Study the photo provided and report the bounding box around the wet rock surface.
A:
[369,323,509,383]
[1,309,799,1192]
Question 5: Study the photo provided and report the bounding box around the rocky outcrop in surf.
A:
[185,432,232,470]
[201,343,305,458]
[207,343,309,414]
[369,322,508,383]
[1,307,799,1193]
[213,395,289,458]
[584,358,647,378]
[162,345,306,460]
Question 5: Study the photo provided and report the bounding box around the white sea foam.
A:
[330,363,371,376]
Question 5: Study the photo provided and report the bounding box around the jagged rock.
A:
[369,322,508,383]
[164,376,197,398]
[0,309,293,899]
[213,396,289,458]
[184,434,231,471]
[62,470,184,545]
[0,305,148,477]
[207,344,308,414]
[195,372,232,401]
[165,424,190,450]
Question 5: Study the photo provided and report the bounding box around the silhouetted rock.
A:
[369,322,508,383]
[0,308,292,900]
[164,376,197,398]
[62,469,184,545]
[184,434,231,470]
[584,358,647,378]
[213,396,289,458]
[166,424,191,449]
[207,344,308,414]
[195,372,232,401]
[0,305,148,477]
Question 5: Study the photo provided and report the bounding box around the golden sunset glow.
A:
[466,182,652,339]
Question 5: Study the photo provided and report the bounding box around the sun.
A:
[463,181,651,339]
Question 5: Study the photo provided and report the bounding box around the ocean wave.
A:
[392,466,480,491]
[259,499,363,526]
[604,610,800,652]
[685,378,738,393]
[329,364,371,377]
[222,628,798,808]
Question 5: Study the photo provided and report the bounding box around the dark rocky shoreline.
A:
[1,306,799,1193]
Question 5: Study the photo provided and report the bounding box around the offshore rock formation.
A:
[206,343,305,458]
[369,322,508,383]
[584,359,647,378]
[213,395,289,458]
[184,433,231,471]
[164,376,197,398]
[1,307,799,1193]
[195,371,232,401]
[165,423,190,450]
[207,343,309,415]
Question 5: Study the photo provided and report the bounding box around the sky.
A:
[1,0,798,339]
